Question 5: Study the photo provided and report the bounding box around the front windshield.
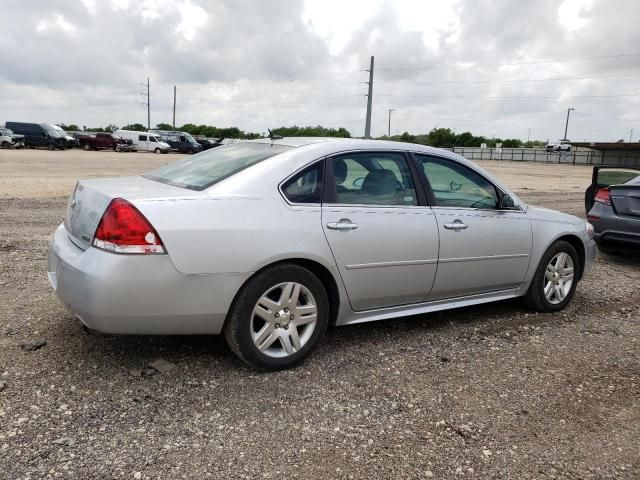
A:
[145,142,291,190]
[183,132,198,144]
[42,124,63,138]
[150,136,158,143]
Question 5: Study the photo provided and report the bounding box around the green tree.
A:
[155,123,174,130]
[426,128,456,147]
[120,123,147,131]
[271,125,351,138]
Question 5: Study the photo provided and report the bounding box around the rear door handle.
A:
[444,221,468,230]
[326,219,359,231]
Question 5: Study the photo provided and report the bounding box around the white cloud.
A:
[558,0,595,32]
[3,0,640,141]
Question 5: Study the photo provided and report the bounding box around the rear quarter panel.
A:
[136,197,335,275]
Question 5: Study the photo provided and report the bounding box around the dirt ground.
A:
[1,148,638,479]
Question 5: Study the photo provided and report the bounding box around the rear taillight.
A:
[93,198,165,254]
[594,188,611,205]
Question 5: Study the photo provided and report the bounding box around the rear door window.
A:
[327,152,417,206]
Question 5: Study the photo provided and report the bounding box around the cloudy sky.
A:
[1,0,639,141]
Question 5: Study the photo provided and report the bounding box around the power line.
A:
[179,69,366,90]
[379,73,640,86]
[378,52,640,71]
[379,93,640,100]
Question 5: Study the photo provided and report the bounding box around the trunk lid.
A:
[64,176,198,250]
[610,185,640,217]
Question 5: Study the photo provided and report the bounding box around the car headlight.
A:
[585,221,594,239]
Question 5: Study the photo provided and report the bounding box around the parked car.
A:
[0,127,25,149]
[585,166,640,251]
[114,130,171,153]
[78,132,133,152]
[5,121,67,150]
[195,137,224,151]
[47,138,595,369]
[151,130,203,154]
[52,125,77,149]
[546,141,572,152]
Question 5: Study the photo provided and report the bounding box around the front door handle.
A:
[444,221,468,230]
[326,219,359,231]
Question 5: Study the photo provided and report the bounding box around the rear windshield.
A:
[144,142,291,190]
[625,174,640,185]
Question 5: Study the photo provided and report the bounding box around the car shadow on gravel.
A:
[50,297,560,375]
[596,249,640,265]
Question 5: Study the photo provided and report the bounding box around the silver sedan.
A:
[48,138,596,369]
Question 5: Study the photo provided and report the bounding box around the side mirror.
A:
[499,193,518,210]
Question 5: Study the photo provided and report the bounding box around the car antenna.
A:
[268,129,283,141]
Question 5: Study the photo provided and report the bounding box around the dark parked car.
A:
[195,137,224,150]
[52,125,76,149]
[152,130,203,154]
[78,133,133,151]
[585,167,640,251]
[5,122,67,150]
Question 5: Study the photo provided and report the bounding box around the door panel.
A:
[321,152,438,311]
[429,209,532,299]
[414,153,532,299]
[322,206,439,310]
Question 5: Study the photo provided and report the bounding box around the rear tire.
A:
[223,263,329,370]
[83,144,91,151]
[523,240,579,312]
[47,144,55,151]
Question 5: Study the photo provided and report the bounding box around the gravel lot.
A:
[1,149,639,479]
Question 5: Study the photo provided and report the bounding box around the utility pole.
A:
[563,107,574,141]
[630,128,634,142]
[527,128,531,143]
[140,78,150,130]
[387,109,394,138]
[364,56,374,139]
[173,85,176,130]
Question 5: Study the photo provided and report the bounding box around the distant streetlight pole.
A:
[387,109,395,138]
[563,108,574,141]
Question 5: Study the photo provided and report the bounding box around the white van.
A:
[115,130,171,153]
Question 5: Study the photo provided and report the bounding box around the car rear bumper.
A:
[47,224,249,335]
[590,204,640,247]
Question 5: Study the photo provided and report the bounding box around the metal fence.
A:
[446,147,640,168]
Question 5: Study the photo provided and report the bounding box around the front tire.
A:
[154,148,161,154]
[223,264,329,370]
[523,240,579,312]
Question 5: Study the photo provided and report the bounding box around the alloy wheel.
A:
[251,282,318,358]
[543,252,574,304]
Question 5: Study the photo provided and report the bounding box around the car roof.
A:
[245,136,451,153]
[246,137,352,148]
